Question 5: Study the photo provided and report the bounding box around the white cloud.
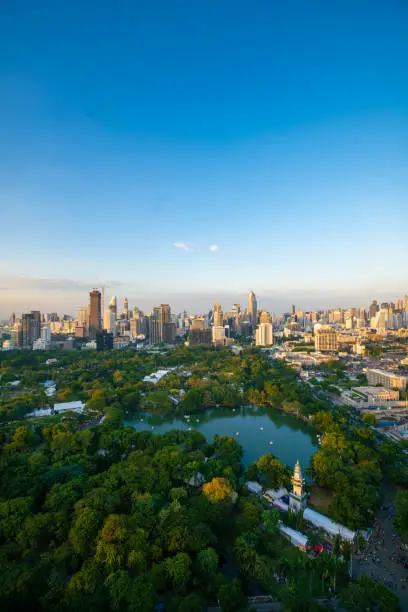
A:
[173,242,191,252]
[209,244,219,252]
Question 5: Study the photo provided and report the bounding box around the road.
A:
[353,484,408,608]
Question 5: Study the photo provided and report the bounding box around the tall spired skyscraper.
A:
[248,290,257,329]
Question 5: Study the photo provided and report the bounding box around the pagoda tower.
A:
[289,460,307,512]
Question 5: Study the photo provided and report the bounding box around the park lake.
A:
[124,406,318,469]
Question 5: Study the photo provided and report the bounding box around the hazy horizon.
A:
[1,279,405,319]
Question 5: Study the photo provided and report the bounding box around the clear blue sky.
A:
[1,0,407,315]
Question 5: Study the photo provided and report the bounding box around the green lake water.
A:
[124,406,318,469]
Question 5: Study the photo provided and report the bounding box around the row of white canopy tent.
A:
[303,508,356,542]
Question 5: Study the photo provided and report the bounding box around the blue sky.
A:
[1,0,407,315]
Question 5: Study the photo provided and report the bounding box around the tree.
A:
[262,508,280,535]
[202,478,233,504]
[164,552,192,591]
[196,547,218,576]
[217,578,246,612]
[362,413,377,426]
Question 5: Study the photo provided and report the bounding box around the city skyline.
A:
[1,1,407,314]
[2,286,408,320]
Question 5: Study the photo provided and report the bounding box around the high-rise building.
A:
[189,328,212,346]
[314,325,339,352]
[255,322,273,346]
[149,307,161,344]
[259,310,272,324]
[109,296,117,318]
[191,317,206,331]
[11,321,23,348]
[41,325,51,343]
[89,289,102,338]
[103,310,115,333]
[369,300,379,319]
[9,312,15,328]
[212,325,226,345]
[31,311,42,344]
[404,295,408,311]
[248,290,257,329]
[22,313,33,348]
[370,308,390,332]
[213,303,223,327]
[123,297,129,318]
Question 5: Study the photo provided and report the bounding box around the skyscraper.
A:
[103,310,115,333]
[213,303,224,327]
[255,322,273,346]
[123,297,129,318]
[31,311,42,344]
[259,310,272,324]
[109,296,117,318]
[149,307,161,344]
[248,290,257,329]
[22,313,33,348]
[89,289,102,338]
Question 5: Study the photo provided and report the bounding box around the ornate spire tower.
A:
[289,460,307,512]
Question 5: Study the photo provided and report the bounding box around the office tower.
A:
[163,320,176,344]
[9,312,15,328]
[191,317,206,331]
[89,289,102,338]
[149,307,161,344]
[212,325,226,344]
[368,300,379,319]
[31,311,41,343]
[255,322,273,346]
[103,310,115,333]
[189,328,212,346]
[292,305,296,315]
[11,321,23,348]
[314,326,339,352]
[160,304,176,344]
[248,290,257,329]
[370,308,391,332]
[77,307,88,326]
[21,313,33,348]
[396,299,403,311]
[96,330,114,351]
[213,303,223,327]
[404,295,408,311]
[109,296,117,318]
[259,310,272,324]
[41,325,51,343]
[123,297,129,318]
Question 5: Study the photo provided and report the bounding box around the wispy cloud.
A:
[173,242,192,252]
[209,244,219,252]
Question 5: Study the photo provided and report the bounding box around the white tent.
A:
[303,508,356,542]
[278,524,308,550]
[246,481,263,496]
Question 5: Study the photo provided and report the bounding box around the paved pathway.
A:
[353,484,408,608]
